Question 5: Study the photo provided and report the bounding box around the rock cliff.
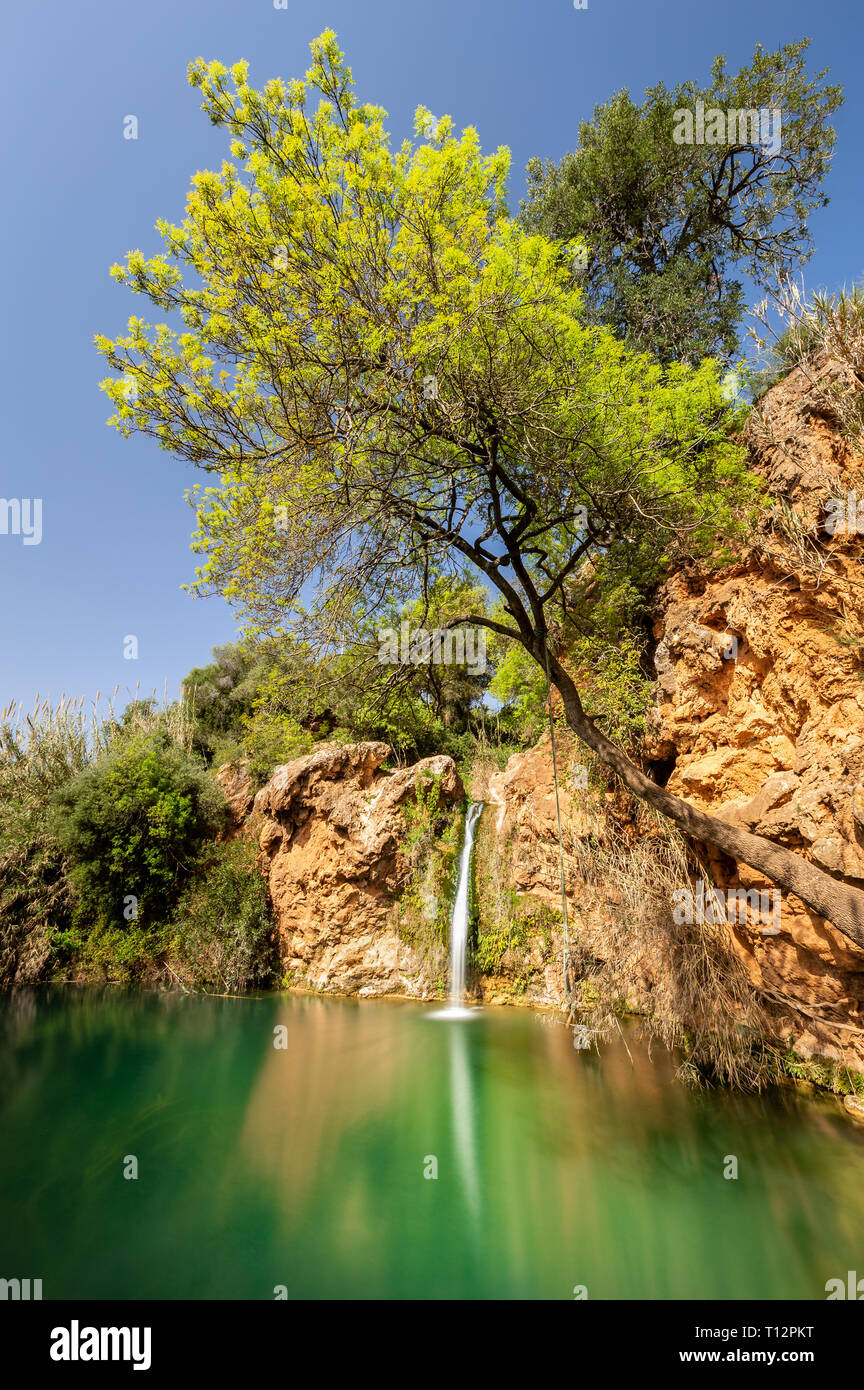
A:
[482,358,864,1066]
[217,742,463,998]
[644,356,864,1064]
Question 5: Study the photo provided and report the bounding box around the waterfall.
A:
[447,802,483,1009]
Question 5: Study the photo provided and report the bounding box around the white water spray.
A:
[447,802,483,1010]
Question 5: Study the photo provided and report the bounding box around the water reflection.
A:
[449,1020,481,1222]
[1,989,863,1299]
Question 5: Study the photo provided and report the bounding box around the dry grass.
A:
[563,801,779,1089]
[471,738,784,1088]
[750,276,864,445]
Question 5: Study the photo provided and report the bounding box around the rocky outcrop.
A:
[216,759,255,835]
[217,743,463,998]
[643,360,864,1064]
[477,360,864,1066]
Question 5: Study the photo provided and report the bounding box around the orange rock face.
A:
[644,361,864,1064]
[219,742,463,998]
[481,360,864,1065]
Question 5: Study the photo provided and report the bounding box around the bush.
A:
[0,698,94,985]
[52,918,171,986]
[52,731,226,930]
[568,633,655,747]
[239,705,314,787]
[168,838,275,993]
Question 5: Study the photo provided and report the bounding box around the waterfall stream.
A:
[447,801,483,1011]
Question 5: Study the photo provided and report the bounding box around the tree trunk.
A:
[548,654,864,953]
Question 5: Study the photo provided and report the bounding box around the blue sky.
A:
[1,0,861,714]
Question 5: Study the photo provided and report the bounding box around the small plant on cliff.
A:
[168,837,275,993]
[402,771,445,851]
[397,778,462,955]
[750,277,864,443]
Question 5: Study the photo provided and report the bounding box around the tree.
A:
[96,32,864,950]
[520,40,842,364]
[182,576,491,771]
[52,732,225,929]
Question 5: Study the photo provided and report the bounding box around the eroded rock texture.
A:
[483,360,864,1062]
[218,742,463,997]
[644,360,864,1063]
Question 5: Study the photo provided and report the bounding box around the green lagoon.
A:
[1,988,862,1300]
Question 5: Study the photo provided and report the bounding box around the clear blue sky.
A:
[1,0,861,714]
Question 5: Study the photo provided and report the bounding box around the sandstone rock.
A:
[215,760,255,834]
[477,361,864,1063]
[236,742,463,997]
[642,358,864,1066]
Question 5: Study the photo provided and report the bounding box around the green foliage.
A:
[0,699,92,985]
[490,623,653,751]
[97,30,759,697]
[567,634,655,747]
[520,40,842,364]
[0,695,274,992]
[473,920,523,976]
[775,1045,864,1098]
[488,642,549,745]
[401,771,444,850]
[182,577,493,782]
[239,699,315,787]
[182,642,275,755]
[52,731,226,931]
[470,804,559,990]
[52,918,171,986]
[397,783,462,954]
[0,696,199,986]
[169,837,275,993]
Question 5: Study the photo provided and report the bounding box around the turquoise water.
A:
[1,988,862,1300]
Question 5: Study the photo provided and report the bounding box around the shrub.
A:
[238,705,314,787]
[53,918,172,986]
[0,698,94,985]
[567,633,655,748]
[168,838,275,993]
[52,731,226,930]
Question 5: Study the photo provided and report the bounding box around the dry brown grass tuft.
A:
[564,804,779,1089]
